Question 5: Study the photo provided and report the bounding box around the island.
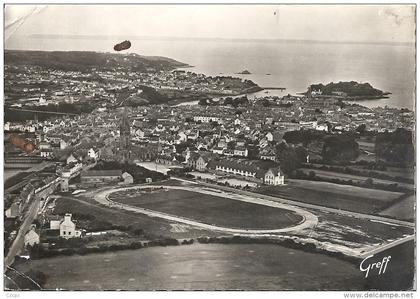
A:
[236,70,252,75]
[306,81,391,100]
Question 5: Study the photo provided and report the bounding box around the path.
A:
[4,198,41,269]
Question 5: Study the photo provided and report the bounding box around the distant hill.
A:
[4,50,189,72]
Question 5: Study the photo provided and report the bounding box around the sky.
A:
[5,5,416,44]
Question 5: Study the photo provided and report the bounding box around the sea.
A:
[6,36,416,110]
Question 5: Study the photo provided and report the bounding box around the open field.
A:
[379,195,415,221]
[108,188,304,230]
[299,168,414,190]
[258,179,404,215]
[54,197,220,239]
[10,241,414,291]
[11,243,367,291]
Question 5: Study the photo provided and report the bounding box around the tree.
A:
[275,144,301,175]
[375,128,414,165]
[211,121,219,129]
[322,135,359,163]
[364,178,374,188]
[356,124,367,135]
[295,146,308,163]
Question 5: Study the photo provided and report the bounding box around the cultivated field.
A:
[108,188,304,230]
[258,179,404,214]
[299,168,414,190]
[349,166,414,180]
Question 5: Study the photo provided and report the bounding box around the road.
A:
[5,161,55,193]
[359,235,415,258]
[94,185,319,235]
[7,107,78,116]
[4,198,41,269]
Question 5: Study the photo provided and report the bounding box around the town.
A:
[4,50,415,291]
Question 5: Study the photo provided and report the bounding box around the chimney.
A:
[64,213,72,222]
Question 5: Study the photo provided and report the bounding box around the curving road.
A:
[94,185,319,235]
[4,198,41,269]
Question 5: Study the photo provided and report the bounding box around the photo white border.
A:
[0,1,417,299]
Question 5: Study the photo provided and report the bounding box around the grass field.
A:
[53,197,220,239]
[12,243,367,291]
[258,179,404,215]
[108,189,303,230]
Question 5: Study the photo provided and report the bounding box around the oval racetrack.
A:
[94,185,318,235]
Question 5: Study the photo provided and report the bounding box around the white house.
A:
[60,138,68,150]
[24,225,40,247]
[60,214,82,239]
[87,148,100,161]
[234,147,248,157]
[66,154,79,165]
[316,124,329,131]
[264,168,285,186]
[50,219,61,230]
[311,89,322,96]
[177,132,187,143]
[121,172,134,184]
[40,148,53,158]
[135,129,145,138]
[196,156,210,172]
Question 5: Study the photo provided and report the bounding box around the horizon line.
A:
[26,34,414,46]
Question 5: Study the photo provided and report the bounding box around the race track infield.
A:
[97,185,318,234]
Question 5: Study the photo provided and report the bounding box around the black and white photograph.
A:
[2,3,416,294]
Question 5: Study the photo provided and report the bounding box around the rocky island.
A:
[306,81,391,100]
[236,70,252,75]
